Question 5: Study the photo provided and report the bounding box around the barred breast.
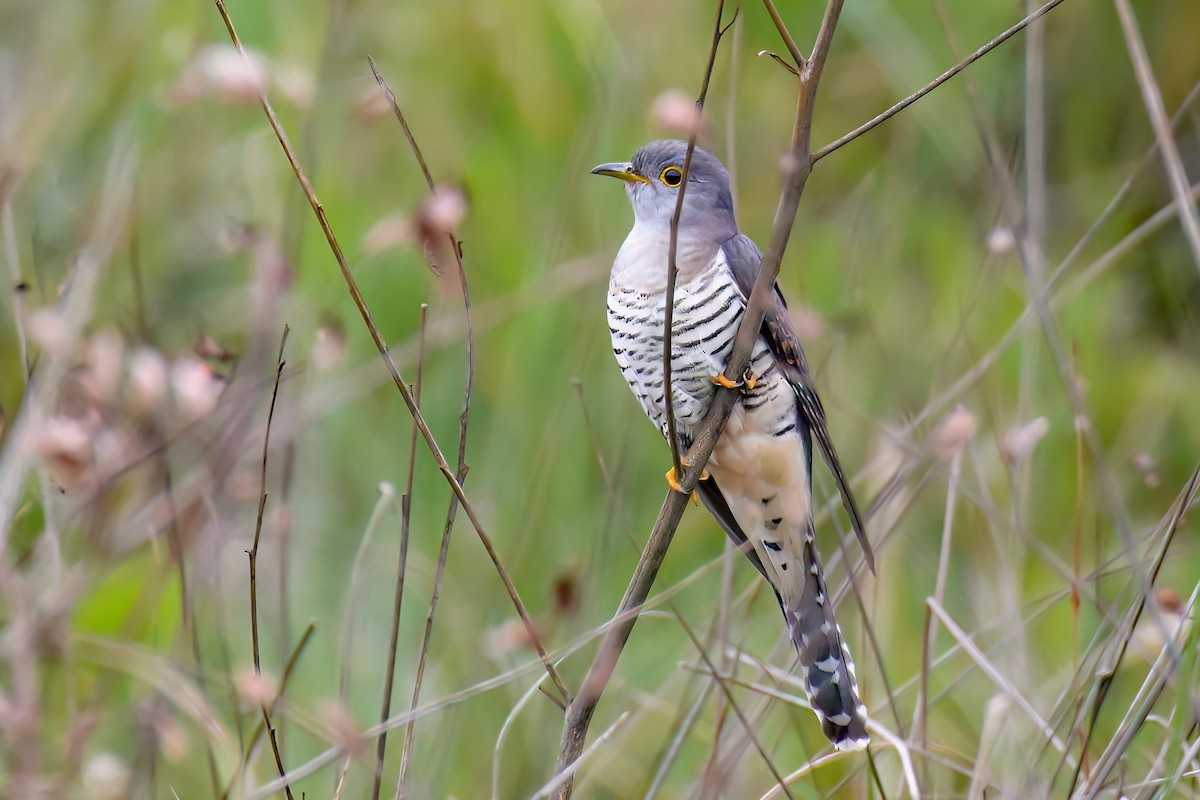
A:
[607,249,787,447]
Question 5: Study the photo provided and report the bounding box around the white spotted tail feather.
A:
[789,524,869,750]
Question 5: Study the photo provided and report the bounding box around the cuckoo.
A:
[593,140,873,750]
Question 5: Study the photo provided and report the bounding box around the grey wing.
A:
[719,234,875,573]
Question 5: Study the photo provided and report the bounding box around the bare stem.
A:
[1112,0,1200,275]
[812,0,1068,163]
[247,325,293,800]
[364,62,482,796]
[223,622,317,800]
[663,0,733,482]
[761,0,806,72]
[372,305,427,800]
[211,0,567,705]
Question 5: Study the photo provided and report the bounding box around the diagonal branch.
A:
[366,58,483,795]
[663,1,735,491]
[551,2,847,796]
[1112,0,1200,276]
[212,0,569,707]
[762,0,806,73]
[812,0,1068,163]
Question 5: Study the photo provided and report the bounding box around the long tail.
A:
[781,530,869,751]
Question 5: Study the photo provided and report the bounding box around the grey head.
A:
[592,140,737,242]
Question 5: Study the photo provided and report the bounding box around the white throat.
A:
[609,218,718,293]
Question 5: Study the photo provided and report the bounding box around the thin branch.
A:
[1112,0,1200,276]
[1063,462,1200,797]
[371,304,427,800]
[926,599,1069,757]
[663,0,733,479]
[812,0,1069,163]
[551,1,847,795]
[534,714,630,800]
[247,325,293,800]
[674,610,797,799]
[396,443,464,793]
[212,0,567,705]
[1078,581,1200,799]
[222,622,318,800]
[761,0,806,72]
[368,58,435,192]
[366,62,482,796]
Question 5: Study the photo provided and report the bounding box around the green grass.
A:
[1,0,1198,797]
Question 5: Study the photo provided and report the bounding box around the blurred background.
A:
[1,0,1198,797]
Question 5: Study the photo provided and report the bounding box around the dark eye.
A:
[660,166,683,187]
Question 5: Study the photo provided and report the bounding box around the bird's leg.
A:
[710,366,758,393]
[665,463,710,505]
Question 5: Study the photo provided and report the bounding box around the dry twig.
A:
[212,0,568,707]
[363,61,485,794]
[246,326,293,800]
[662,1,737,477]
[811,0,1068,163]
[1112,0,1200,275]
[371,304,426,800]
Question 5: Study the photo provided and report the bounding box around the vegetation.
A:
[0,0,1197,797]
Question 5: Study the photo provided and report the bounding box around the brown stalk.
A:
[371,305,426,800]
[761,0,806,72]
[211,0,568,706]
[394,398,467,795]
[1064,463,1200,797]
[363,62,484,795]
[662,0,735,479]
[551,1,847,795]
[247,326,293,800]
[675,611,797,799]
[1112,0,1200,275]
[573,380,783,798]
[811,0,1068,163]
[222,622,318,800]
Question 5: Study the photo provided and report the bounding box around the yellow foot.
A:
[710,372,741,390]
[710,368,758,392]
[742,367,758,391]
[665,466,709,505]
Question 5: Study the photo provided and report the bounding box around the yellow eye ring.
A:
[660,166,683,187]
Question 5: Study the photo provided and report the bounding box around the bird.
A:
[593,140,873,750]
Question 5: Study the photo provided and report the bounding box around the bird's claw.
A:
[665,465,709,505]
[711,372,740,390]
[710,367,758,393]
[742,367,758,391]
